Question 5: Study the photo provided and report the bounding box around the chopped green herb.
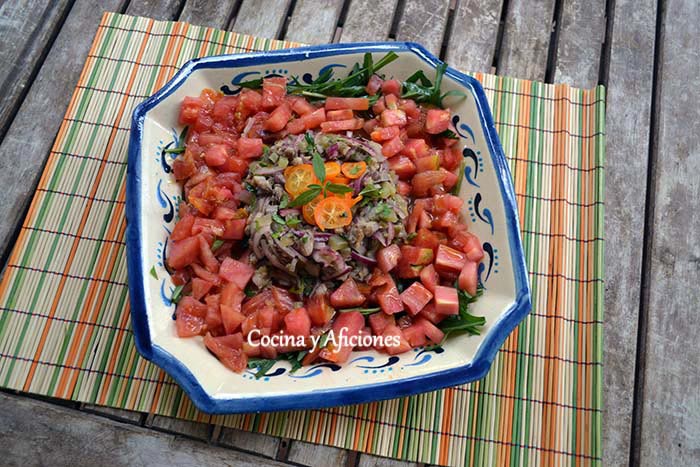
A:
[247,358,276,379]
[164,126,190,154]
[438,129,459,140]
[272,213,286,225]
[244,285,257,297]
[401,63,467,108]
[149,266,158,280]
[164,147,185,154]
[451,160,465,195]
[339,307,381,315]
[326,183,353,195]
[171,285,184,304]
[279,193,290,209]
[438,287,485,336]
[211,238,224,251]
[286,217,302,227]
[288,186,322,207]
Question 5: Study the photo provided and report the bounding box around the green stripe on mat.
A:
[0,12,604,466]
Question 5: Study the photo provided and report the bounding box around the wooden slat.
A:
[286,440,348,467]
[231,0,290,38]
[0,393,289,466]
[639,0,700,465]
[0,0,72,139]
[395,0,451,56]
[284,0,345,44]
[338,0,399,43]
[602,0,657,465]
[358,453,421,467]
[444,0,503,73]
[218,428,281,458]
[179,0,239,28]
[553,0,606,88]
[0,0,126,263]
[125,0,183,19]
[497,0,555,80]
[147,415,212,441]
[82,404,144,423]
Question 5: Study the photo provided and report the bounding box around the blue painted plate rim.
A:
[126,41,531,414]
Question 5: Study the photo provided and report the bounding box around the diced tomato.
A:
[433,194,464,213]
[198,131,236,148]
[191,278,214,300]
[402,324,428,347]
[419,263,440,293]
[239,89,262,112]
[242,340,262,357]
[167,236,200,269]
[381,79,401,96]
[382,135,405,157]
[415,154,441,173]
[387,155,415,180]
[370,125,400,142]
[219,156,249,174]
[301,108,326,129]
[257,306,277,330]
[381,109,407,127]
[368,312,395,336]
[401,138,430,160]
[412,170,447,197]
[261,77,287,109]
[418,302,444,324]
[319,311,364,363]
[399,99,420,119]
[193,113,213,132]
[372,97,386,114]
[197,235,219,272]
[171,214,194,241]
[270,286,295,314]
[400,245,434,265]
[464,237,484,262]
[221,303,245,334]
[397,180,411,196]
[264,102,292,132]
[175,296,208,337]
[434,286,459,315]
[435,244,467,276]
[363,117,379,134]
[205,295,223,334]
[242,288,272,315]
[211,96,238,123]
[179,96,202,124]
[203,333,248,372]
[330,278,366,308]
[325,97,369,111]
[384,93,399,110]
[400,282,433,316]
[413,228,440,251]
[441,168,459,191]
[327,109,354,121]
[307,293,335,326]
[458,260,479,296]
[288,95,315,115]
[376,277,404,314]
[284,307,311,338]
[191,263,221,285]
[219,257,254,289]
[192,218,225,238]
[381,324,412,355]
[425,109,451,134]
[285,118,307,134]
[320,118,364,133]
[441,146,462,171]
[415,317,445,344]
[237,137,263,159]
[222,218,246,240]
[432,211,458,231]
[172,156,197,180]
[377,244,401,273]
[366,74,383,95]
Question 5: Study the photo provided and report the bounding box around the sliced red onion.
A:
[326,143,339,160]
[235,190,253,203]
[386,222,395,244]
[326,266,352,280]
[254,166,285,175]
[314,232,332,240]
[372,232,387,247]
[242,117,254,136]
[351,250,378,266]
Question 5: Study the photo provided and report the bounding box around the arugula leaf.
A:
[358,183,381,198]
[339,307,381,315]
[237,78,263,89]
[438,129,459,140]
[247,358,276,379]
[164,147,185,154]
[305,132,315,150]
[288,186,322,207]
[451,160,465,195]
[149,266,158,280]
[438,287,485,335]
[279,193,290,209]
[286,217,301,227]
[164,126,189,154]
[312,151,326,182]
[211,239,225,251]
[272,213,286,225]
[170,285,184,304]
[400,63,466,108]
[326,183,353,195]
[244,285,257,297]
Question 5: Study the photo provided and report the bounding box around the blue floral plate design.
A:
[126,42,531,414]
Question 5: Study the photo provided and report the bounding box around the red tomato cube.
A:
[325,97,370,111]
[369,312,395,336]
[366,74,383,95]
[381,79,401,96]
[191,278,214,301]
[412,170,447,197]
[262,76,287,109]
[376,244,402,273]
[381,109,407,127]
[284,307,311,338]
[458,260,479,296]
[400,282,434,315]
[179,96,202,124]
[415,317,445,344]
[239,89,262,112]
[387,154,416,180]
[434,286,459,315]
[320,118,364,133]
[435,244,467,276]
[167,236,200,269]
[402,324,428,347]
[204,144,228,167]
[330,278,366,308]
[381,324,412,355]
[376,277,404,314]
[415,154,441,173]
[288,95,315,115]
[286,118,307,134]
[219,257,254,289]
[319,311,364,363]
[237,137,263,159]
[419,263,440,293]
[370,125,400,142]
[301,107,326,129]
[306,293,335,326]
[263,102,292,132]
[425,109,451,134]
[203,333,248,372]
[327,109,354,121]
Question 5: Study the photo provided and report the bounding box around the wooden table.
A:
[0,0,697,465]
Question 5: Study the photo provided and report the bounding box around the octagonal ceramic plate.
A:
[126,42,531,414]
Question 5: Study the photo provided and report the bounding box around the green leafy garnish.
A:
[451,160,465,195]
[286,217,302,227]
[247,351,309,379]
[272,213,286,225]
[279,193,290,209]
[211,238,224,251]
[288,185,322,207]
[438,129,459,140]
[247,358,276,379]
[438,287,485,336]
[164,126,189,154]
[339,307,381,315]
[244,285,257,297]
[401,64,467,108]
[312,151,326,182]
[149,266,158,280]
[170,284,184,304]
[358,183,381,198]
[326,183,353,195]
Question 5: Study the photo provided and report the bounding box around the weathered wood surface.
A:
[286,439,349,466]
[284,0,345,44]
[232,0,291,39]
[0,392,291,467]
[147,414,212,441]
[497,0,556,80]
[638,0,700,465]
[358,453,422,467]
[552,0,606,88]
[179,0,238,28]
[0,0,72,139]
[395,0,451,56]
[444,0,503,73]
[602,0,657,465]
[125,0,183,20]
[0,0,125,265]
[218,427,282,458]
[339,0,399,43]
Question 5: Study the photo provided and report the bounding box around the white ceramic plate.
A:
[126,42,530,414]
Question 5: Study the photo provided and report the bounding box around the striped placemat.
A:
[0,12,604,466]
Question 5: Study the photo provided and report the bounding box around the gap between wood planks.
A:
[629,0,665,465]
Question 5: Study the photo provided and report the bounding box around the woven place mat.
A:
[0,12,604,466]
